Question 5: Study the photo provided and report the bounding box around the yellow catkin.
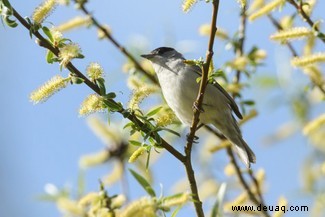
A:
[303,114,325,136]
[248,0,265,12]
[302,66,324,86]
[98,25,112,39]
[210,140,231,153]
[79,94,106,116]
[119,197,156,217]
[224,192,248,211]
[32,0,57,24]
[128,146,146,163]
[78,192,99,207]
[30,75,68,104]
[237,0,247,8]
[270,27,312,42]
[103,161,124,186]
[161,193,190,208]
[279,16,294,29]
[87,62,104,81]
[129,85,159,110]
[224,163,236,176]
[87,117,124,146]
[249,0,286,21]
[182,0,198,13]
[59,43,81,67]
[57,198,85,216]
[273,196,288,217]
[302,0,317,16]
[79,150,110,168]
[291,53,325,67]
[156,109,177,127]
[303,36,316,55]
[55,16,92,32]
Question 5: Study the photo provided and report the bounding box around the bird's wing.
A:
[189,65,243,119]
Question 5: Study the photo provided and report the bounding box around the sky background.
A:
[1,0,325,217]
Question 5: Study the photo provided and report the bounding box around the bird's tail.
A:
[232,137,256,168]
[212,117,256,168]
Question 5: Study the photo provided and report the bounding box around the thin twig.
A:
[286,0,325,44]
[231,6,270,217]
[183,1,220,217]
[226,149,270,217]
[12,6,185,163]
[234,6,247,84]
[267,14,298,57]
[78,3,159,85]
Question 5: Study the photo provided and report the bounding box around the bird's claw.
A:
[192,102,204,113]
[186,133,199,144]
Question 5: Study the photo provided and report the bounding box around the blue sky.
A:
[1,0,324,217]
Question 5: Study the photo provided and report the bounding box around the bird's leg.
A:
[192,101,205,113]
[186,133,199,144]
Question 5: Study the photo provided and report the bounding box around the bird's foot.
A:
[186,133,199,144]
[192,102,204,113]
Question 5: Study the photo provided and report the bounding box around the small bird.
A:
[141,47,256,167]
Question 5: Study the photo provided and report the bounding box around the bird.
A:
[141,47,256,167]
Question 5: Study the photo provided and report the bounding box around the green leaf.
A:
[4,16,17,28]
[105,92,116,99]
[129,140,142,146]
[96,78,106,95]
[123,122,133,129]
[42,26,53,42]
[129,169,156,197]
[46,50,54,63]
[210,183,227,217]
[70,76,84,84]
[104,99,122,112]
[242,100,255,106]
[171,205,182,217]
[158,127,180,137]
[146,106,163,117]
[2,0,12,8]
[145,146,151,170]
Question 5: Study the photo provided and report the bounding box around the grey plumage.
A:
[141,47,256,167]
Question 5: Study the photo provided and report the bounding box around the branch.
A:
[231,6,271,217]
[77,2,159,85]
[267,14,298,57]
[183,1,220,217]
[287,0,325,44]
[205,125,270,217]
[11,6,185,163]
[226,149,270,217]
[234,6,247,84]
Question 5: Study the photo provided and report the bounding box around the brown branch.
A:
[11,6,185,163]
[234,6,247,84]
[287,0,325,44]
[230,6,271,217]
[183,1,220,217]
[77,3,159,85]
[267,14,298,57]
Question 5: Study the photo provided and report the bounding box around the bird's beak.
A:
[140,53,155,59]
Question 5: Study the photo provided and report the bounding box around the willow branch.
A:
[11,6,185,163]
[183,1,220,217]
[286,0,325,44]
[230,6,270,217]
[234,6,247,84]
[267,14,298,57]
[77,2,159,85]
